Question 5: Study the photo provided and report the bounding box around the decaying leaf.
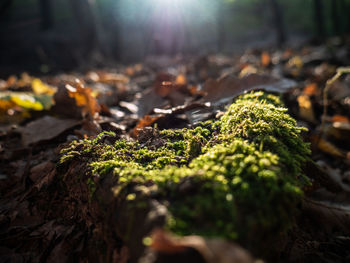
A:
[133,115,161,137]
[21,116,81,146]
[303,198,350,233]
[202,73,296,104]
[311,135,346,158]
[66,80,101,118]
[332,115,349,123]
[86,71,129,84]
[32,78,57,95]
[303,83,319,96]
[297,95,316,123]
[149,229,254,263]
[261,51,271,67]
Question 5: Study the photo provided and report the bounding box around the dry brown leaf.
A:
[303,198,350,233]
[297,95,316,123]
[332,115,349,123]
[137,88,167,117]
[29,161,55,183]
[21,116,81,146]
[150,229,254,263]
[133,115,161,137]
[303,83,319,96]
[175,74,187,85]
[66,80,101,118]
[86,71,129,84]
[312,136,346,158]
[261,51,271,67]
[202,73,296,104]
[239,65,258,77]
[7,75,17,87]
[0,99,16,113]
[154,73,175,97]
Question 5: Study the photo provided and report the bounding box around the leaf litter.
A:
[1,41,350,262]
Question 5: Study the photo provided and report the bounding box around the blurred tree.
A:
[268,0,286,46]
[70,0,99,60]
[331,0,340,35]
[217,1,228,51]
[39,0,54,30]
[313,0,325,38]
[0,0,12,18]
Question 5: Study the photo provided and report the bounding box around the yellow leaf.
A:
[297,95,316,122]
[10,93,43,111]
[287,56,303,68]
[32,78,56,95]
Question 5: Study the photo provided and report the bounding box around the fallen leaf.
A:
[32,78,57,95]
[0,89,55,112]
[202,73,296,105]
[175,74,187,85]
[312,136,346,158]
[287,56,303,69]
[133,115,161,137]
[332,115,349,123]
[154,73,175,97]
[20,116,81,146]
[303,83,319,96]
[137,88,167,117]
[11,93,44,110]
[324,121,350,144]
[297,95,316,123]
[74,119,102,138]
[315,160,350,193]
[6,75,17,87]
[261,51,271,67]
[150,229,254,263]
[303,198,350,233]
[239,65,258,77]
[66,80,101,118]
[96,71,129,84]
[0,99,16,113]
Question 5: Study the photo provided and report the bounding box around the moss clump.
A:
[59,91,310,252]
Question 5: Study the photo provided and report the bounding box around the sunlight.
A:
[149,0,189,8]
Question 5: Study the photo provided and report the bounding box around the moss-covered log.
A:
[58,91,310,261]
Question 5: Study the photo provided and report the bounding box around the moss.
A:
[59,91,310,250]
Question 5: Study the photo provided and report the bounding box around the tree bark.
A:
[313,0,325,39]
[217,3,226,52]
[70,0,99,59]
[268,0,286,47]
[331,0,340,35]
[39,0,54,30]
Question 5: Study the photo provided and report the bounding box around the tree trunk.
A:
[268,0,286,47]
[39,0,54,30]
[217,3,226,52]
[313,0,325,39]
[70,0,99,60]
[331,0,340,35]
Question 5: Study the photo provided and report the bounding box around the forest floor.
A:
[1,39,350,263]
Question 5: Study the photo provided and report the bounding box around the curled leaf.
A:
[66,80,100,118]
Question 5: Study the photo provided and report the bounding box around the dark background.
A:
[1,0,350,76]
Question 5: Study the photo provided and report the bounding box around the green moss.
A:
[59,91,310,250]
